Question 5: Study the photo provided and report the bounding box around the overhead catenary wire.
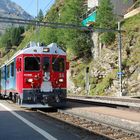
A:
[0,16,91,31]
[0,28,5,30]
[42,0,55,14]
[0,16,124,33]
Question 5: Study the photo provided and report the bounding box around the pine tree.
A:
[37,9,44,21]
[56,0,92,58]
[1,26,25,50]
[1,28,12,49]
[96,0,116,45]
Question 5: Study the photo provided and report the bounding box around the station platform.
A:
[67,96,140,108]
[62,102,140,134]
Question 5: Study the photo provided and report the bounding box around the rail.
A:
[37,109,140,140]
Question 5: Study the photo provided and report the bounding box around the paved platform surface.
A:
[0,100,90,140]
[68,96,140,108]
[64,102,140,134]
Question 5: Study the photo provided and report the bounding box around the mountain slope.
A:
[0,0,33,34]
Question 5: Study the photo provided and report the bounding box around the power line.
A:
[0,28,7,30]
[42,0,55,14]
[0,16,124,33]
[0,16,92,31]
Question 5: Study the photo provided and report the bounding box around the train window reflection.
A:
[11,62,14,77]
[52,57,64,72]
[7,65,10,78]
[25,57,40,71]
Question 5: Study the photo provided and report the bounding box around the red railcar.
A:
[0,42,69,108]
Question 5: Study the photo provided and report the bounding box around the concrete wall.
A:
[124,7,140,19]
[88,0,134,16]
[88,0,98,10]
[111,0,133,16]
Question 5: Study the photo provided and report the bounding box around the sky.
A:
[11,0,55,17]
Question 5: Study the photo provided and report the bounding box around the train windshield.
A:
[52,57,65,72]
[25,57,40,71]
[42,57,50,72]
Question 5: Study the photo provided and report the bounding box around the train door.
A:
[16,57,23,94]
[5,62,16,95]
[0,65,6,95]
[41,57,52,92]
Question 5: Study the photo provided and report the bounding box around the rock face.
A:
[69,38,140,96]
[0,0,33,34]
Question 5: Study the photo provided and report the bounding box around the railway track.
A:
[37,108,140,140]
[37,96,140,139]
[3,98,140,139]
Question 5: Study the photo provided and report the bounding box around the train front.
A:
[17,42,69,107]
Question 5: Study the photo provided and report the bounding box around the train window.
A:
[52,57,65,72]
[7,65,10,78]
[43,57,50,72]
[11,62,14,77]
[25,57,40,71]
[1,66,6,79]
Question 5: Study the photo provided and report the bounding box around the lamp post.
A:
[118,21,122,96]
[36,0,40,43]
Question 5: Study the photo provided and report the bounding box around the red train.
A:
[0,42,69,108]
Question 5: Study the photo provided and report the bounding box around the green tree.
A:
[1,26,25,50]
[55,0,92,58]
[1,28,12,49]
[37,9,44,21]
[21,0,93,59]
[11,26,25,46]
[96,0,116,45]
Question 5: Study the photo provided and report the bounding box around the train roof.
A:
[18,42,66,56]
[2,42,66,66]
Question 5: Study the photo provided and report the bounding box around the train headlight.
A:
[43,48,50,52]
[58,78,64,83]
[27,78,33,83]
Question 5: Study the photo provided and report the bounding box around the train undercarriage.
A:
[3,89,67,108]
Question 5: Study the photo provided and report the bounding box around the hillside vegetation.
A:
[70,13,140,96]
[18,0,92,60]
[0,0,140,96]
